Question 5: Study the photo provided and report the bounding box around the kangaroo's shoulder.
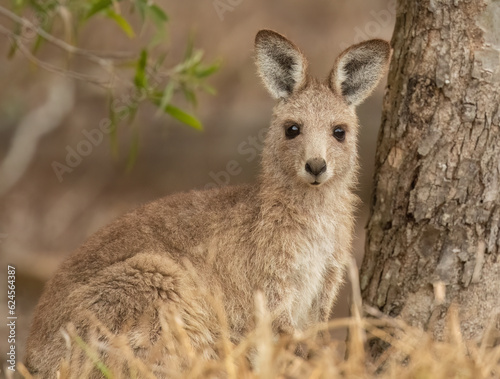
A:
[143,183,258,214]
[61,184,256,268]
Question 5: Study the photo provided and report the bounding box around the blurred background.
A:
[0,0,395,363]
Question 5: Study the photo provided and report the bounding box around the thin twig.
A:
[0,23,113,87]
[0,5,136,62]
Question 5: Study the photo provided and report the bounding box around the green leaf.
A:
[127,103,139,124]
[155,52,167,69]
[106,9,135,38]
[7,23,21,59]
[32,34,46,54]
[32,18,54,54]
[195,60,221,78]
[173,50,204,74]
[146,4,168,46]
[148,4,168,23]
[201,83,217,95]
[184,32,195,60]
[134,0,147,20]
[134,49,148,89]
[189,50,204,68]
[26,0,48,14]
[126,130,140,172]
[86,0,112,19]
[163,104,202,130]
[107,93,119,158]
[149,26,167,48]
[181,86,197,107]
[7,42,18,59]
[157,81,175,116]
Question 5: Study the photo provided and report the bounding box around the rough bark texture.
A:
[361,0,500,351]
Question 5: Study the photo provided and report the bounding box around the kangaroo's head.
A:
[255,30,391,190]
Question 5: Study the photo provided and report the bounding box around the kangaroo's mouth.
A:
[299,167,329,186]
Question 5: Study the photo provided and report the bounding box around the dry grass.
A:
[17,262,500,379]
[17,307,500,379]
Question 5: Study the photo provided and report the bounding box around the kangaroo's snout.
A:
[305,158,327,177]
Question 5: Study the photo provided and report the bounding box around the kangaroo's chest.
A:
[288,225,338,328]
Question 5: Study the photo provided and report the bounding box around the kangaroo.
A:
[25,30,391,377]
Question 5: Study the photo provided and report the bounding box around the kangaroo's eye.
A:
[333,126,346,142]
[285,124,301,139]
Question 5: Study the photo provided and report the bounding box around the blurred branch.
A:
[0,23,113,87]
[0,5,135,62]
[0,76,75,196]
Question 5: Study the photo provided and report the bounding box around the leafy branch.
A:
[0,0,220,165]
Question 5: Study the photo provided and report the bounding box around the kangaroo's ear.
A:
[329,39,392,106]
[255,30,308,100]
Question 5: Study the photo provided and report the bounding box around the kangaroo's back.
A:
[26,184,260,376]
[25,30,391,378]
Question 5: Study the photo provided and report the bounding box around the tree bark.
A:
[360,0,500,354]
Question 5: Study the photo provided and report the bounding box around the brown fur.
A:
[25,30,391,377]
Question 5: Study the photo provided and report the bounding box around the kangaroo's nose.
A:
[305,158,327,176]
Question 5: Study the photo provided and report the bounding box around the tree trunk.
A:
[360,0,500,354]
